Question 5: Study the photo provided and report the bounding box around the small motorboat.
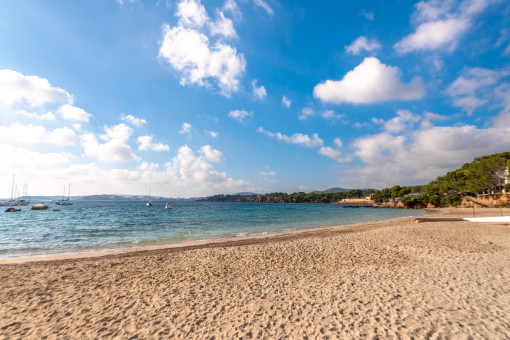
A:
[4,207,21,212]
[31,203,49,210]
[165,203,173,209]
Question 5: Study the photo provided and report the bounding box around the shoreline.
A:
[1,207,509,338]
[0,208,436,265]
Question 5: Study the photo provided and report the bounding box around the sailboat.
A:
[146,186,152,206]
[4,175,21,212]
[16,183,31,206]
[56,183,73,205]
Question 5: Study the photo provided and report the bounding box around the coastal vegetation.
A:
[372,152,510,208]
[199,189,376,203]
[201,152,510,208]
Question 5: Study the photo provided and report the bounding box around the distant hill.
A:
[234,192,258,196]
[79,194,168,201]
[313,187,351,194]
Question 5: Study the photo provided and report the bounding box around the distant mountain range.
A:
[231,188,364,196]
[312,187,351,194]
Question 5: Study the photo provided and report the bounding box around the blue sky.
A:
[0,0,509,197]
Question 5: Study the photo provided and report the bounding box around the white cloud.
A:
[120,114,147,127]
[359,9,374,21]
[313,57,425,104]
[199,145,223,162]
[168,145,246,188]
[116,0,136,5]
[251,79,267,100]
[282,95,291,108]
[341,107,510,188]
[229,109,253,122]
[384,109,421,133]
[257,127,324,148]
[159,24,246,96]
[253,0,273,16]
[0,123,77,146]
[318,147,345,163]
[210,11,237,38]
[395,0,494,54]
[57,104,92,122]
[0,144,72,172]
[179,122,193,134]
[321,110,344,121]
[137,135,170,151]
[299,107,314,120]
[0,69,73,107]
[395,18,469,53]
[14,110,55,121]
[345,36,381,55]
[258,170,276,176]
[446,67,510,114]
[223,0,242,21]
[206,130,219,138]
[81,123,139,163]
[334,137,343,148]
[137,161,160,171]
[176,0,208,28]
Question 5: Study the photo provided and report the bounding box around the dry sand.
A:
[1,208,510,339]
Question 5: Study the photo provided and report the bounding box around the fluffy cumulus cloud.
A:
[394,0,495,54]
[199,144,222,161]
[318,147,346,163]
[342,110,510,188]
[0,123,77,145]
[137,135,170,151]
[167,145,246,189]
[210,12,237,38]
[257,127,324,148]
[313,57,425,104]
[447,67,510,114]
[383,110,421,133]
[121,114,147,127]
[0,69,249,197]
[176,0,209,27]
[228,109,253,122]
[57,104,92,122]
[14,110,55,121]
[0,69,73,107]
[80,123,140,162]
[345,36,381,55]
[251,79,267,100]
[159,0,246,97]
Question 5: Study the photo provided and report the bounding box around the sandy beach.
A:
[1,208,510,339]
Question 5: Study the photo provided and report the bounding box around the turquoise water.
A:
[0,201,427,259]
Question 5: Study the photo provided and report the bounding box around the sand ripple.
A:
[1,209,510,338]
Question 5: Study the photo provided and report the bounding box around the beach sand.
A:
[1,208,510,339]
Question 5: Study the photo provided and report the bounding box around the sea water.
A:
[0,200,427,259]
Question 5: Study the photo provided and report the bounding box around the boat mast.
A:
[10,175,15,202]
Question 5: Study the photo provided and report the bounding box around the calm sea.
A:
[0,200,427,259]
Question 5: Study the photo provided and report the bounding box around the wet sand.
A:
[1,208,509,338]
